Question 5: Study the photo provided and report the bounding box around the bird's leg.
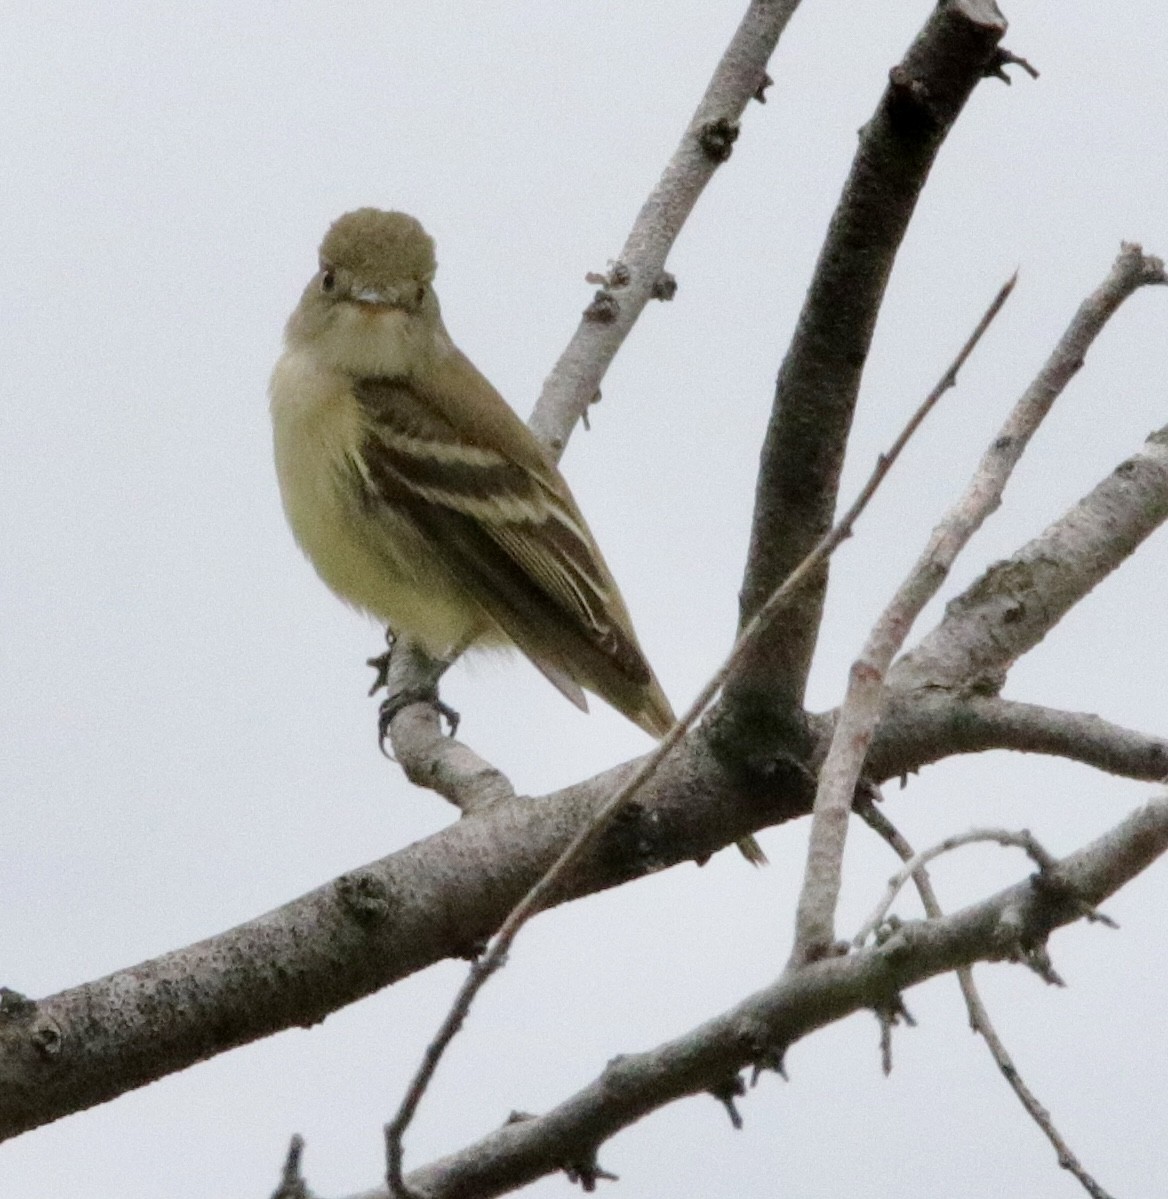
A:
[371,630,461,754]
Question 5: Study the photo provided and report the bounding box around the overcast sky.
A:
[2,3,1166,1197]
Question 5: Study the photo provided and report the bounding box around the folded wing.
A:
[351,373,674,737]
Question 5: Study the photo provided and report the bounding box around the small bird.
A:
[270,209,766,864]
[269,208,676,737]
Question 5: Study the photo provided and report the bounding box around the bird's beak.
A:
[351,287,391,307]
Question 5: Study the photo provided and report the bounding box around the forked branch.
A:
[382,275,1017,1199]
[363,796,1167,1199]
[891,244,1168,695]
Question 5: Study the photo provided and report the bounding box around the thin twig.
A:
[271,1134,312,1199]
[891,243,1168,695]
[789,274,1018,964]
[854,826,1060,947]
[859,803,1118,1199]
[382,276,1016,1197]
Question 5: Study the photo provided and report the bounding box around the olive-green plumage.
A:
[320,209,437,296]
[270,208,766,862]
[270,208,675,738]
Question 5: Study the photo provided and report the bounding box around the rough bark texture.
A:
[726,1,1008,742]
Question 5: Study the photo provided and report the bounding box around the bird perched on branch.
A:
[269,208,764,864]
[269,208,678,733]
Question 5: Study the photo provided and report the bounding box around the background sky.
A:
[2,3,1166,1197]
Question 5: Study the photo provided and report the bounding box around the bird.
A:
[269,207,682,735]
[269,209,765,864]
[272,208,767,863]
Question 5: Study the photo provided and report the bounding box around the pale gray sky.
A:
[2,3,1166,1197]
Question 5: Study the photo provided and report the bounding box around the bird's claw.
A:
[367,650,392,696]
[367,630,397,696]
[377,690,461,756]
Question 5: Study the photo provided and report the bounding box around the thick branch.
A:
[528,0,803,456]
[0,738,809,1142]
[12,625,1163,1141]
[870,693,1168,783]
[338,796,1168,1199]
[7,688,1162,1141]
[726,0,1008,731]
[891,421,1168,694]
[22,687,1152,1142]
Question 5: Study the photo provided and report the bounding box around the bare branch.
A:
[528,0,803,456]
[955,978,1115,1199]
[726,0,1010,732]
[790,275,1027,964]
[858,804,1117,1199]
[0,734,813,1143]
[892,244,1168,694]
[358,796,1168,1199]
[853,825,1113,949]
[381,638,515,814]
[14,555,1161,1147]
[381,276,1015,1192]
[870,693,1168,784]
[892,419,1168,694]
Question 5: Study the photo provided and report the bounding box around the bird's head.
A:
[286,208,445,375]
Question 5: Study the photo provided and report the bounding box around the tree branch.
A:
[870,693,1168,784]
[7,604,1163,1144]
[382,637,515,814]
[11,623,1163,1142]
[725,0,1010,736]
[337,795,1168,1199]
[857,804,1116,1199]
[527,0,803,457]
[852,825,1112,949]
[0,738,811,1143]
[790,269,1044,963]
[891,245,1168,695]
[381,277,1007,1190]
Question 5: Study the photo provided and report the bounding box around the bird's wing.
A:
[350,376,662,713]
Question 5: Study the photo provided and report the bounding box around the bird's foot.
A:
[377,689,461,757]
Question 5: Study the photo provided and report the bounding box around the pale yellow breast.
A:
[268,348,488,654]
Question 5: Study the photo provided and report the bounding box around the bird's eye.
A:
[320,269,336,293]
